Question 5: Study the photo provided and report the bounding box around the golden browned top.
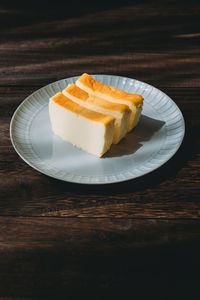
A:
[64,83,89,101]
[77,73,144,106]
[64,83,130,113]
[51,92,114,125]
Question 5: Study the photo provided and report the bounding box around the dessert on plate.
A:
[49,74,144,157]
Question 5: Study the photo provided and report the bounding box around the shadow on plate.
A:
[103,115,165,158]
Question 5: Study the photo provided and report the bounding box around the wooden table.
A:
[1,1,200,298]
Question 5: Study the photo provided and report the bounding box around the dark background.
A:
[0,0,200,299]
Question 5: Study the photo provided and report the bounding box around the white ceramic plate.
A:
[10,75,185,184]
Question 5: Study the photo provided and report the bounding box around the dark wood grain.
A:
[0,2,200,87]
[0,1,200,297]
[1,217,200,298]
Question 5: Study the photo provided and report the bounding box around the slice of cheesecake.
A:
[63,84,131,144]
[49,92,115,157]
[76,73,144,131]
